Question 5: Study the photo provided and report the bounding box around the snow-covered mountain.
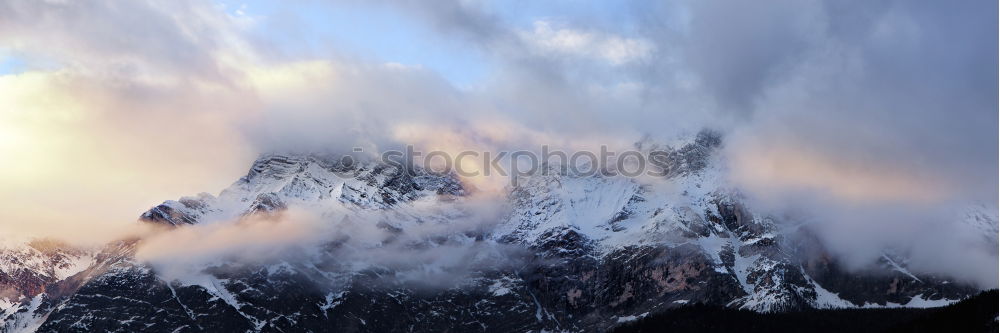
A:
[1,131,993,332]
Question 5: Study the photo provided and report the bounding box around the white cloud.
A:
[519,20,654,65]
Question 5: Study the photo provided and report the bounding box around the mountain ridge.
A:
[1,132,993,332]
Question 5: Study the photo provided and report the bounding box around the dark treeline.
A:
[613,289,998,333]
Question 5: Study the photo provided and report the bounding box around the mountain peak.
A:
[140,152,466,226]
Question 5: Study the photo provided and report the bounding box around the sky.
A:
[0,0,996,284]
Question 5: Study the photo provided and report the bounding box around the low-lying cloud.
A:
[136,198,519,289]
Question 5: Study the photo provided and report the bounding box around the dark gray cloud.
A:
[372,0,998,284]
[726,0,998,202]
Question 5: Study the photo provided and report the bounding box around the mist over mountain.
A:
[0,0,996,332]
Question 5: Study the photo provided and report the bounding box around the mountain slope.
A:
[2,132,993,332]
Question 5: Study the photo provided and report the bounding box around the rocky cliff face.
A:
[1,132,992,332]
